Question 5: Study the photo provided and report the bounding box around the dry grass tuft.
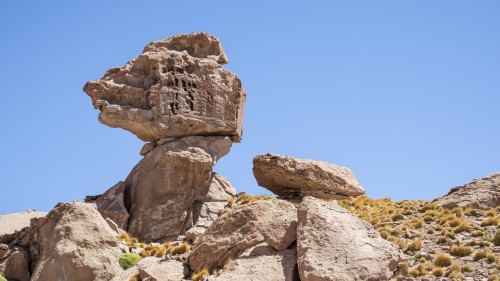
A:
[434,253,452,267]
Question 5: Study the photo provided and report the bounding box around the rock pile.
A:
[84,32,245,242]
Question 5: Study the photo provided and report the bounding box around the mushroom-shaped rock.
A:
[83,32,245,142]
[438,172,500,210]
[28,202,122,281]
[188,199,297,272]
[253,153,365,200]
[297,196,405,281]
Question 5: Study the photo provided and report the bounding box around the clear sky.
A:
[1,1,499,214]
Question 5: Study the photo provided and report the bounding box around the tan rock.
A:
[0,210,47,244]
[253,153,365,200]
[213,244,298,281]
[188,199,297,272]
[125,136,231,242]
[85,181,129,229]
[297,196,405,281]
[110,256,159,281]
[139,260,188,281]
[83,32,245,143]
[0,244,30,281]
[28,202,122,281]
[438,172,500,210]
[186,173,236,241]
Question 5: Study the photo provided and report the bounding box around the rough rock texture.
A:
[85,181,129,229]
[212,244,299,281]
[139,260,188,281]
[438,172,500,210]
[110,256,159,281]
[297,196,404,281]
[0,244,30,281]
[186,173,236,241]
[83,32,246,143]
[253,153,365,200]
[0,210,47,244]
[26,202,122,281]
[188,199,297,272]
[124,136,232,242]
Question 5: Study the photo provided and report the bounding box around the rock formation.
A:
[188,199,297,272]
[253,153,365,200]
[297,196,405,281]
[438,172,500,210]
[83,32,245,242]
[83,32,245,143]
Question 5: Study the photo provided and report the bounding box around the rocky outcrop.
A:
[85,181,129,229]
[188,199,297,272]
[124,136,231,242]
[0,210,47,244]
[83,32,246,143]
[0,244,30,281]
[438,172,500,210]
[186,173,236,241]
[139,260,188,281]
[297,196,404,281]
[212,244,298,281]
[253,153,365,200]
[25,202,122,281]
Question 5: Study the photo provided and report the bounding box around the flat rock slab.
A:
[139,260,188,281]
[438,172,500,210]
[297,196,405,281]
[253,153,365,200]
[83,32,246,142]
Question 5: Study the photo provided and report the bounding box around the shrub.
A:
[409,268,421,277]
[170,242,190,255]
[427,227,435,234]
[450,244,472,257]
[437,236,447,244]
[0,276,7,281]
[406,239,422,252]
[492,230,500,246]
[473,250,486,261]
[453,221,469,233]
[119,253,141,270]
[192,268,210,281]
[432,267,444,277]
[461,263,473,272]
[434,253,452,267]
[481,216,499,227]
[129,274,140,281]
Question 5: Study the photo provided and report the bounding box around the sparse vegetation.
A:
[192,267,210,281]
[434,253,452,267]
[492,230,500,246]
[119,253,141,270]
[450,244,472,257]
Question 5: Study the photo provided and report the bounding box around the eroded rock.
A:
[253,153,365,200]
[0,244,30,281]
[28,202,122,281]
[85,181,129,229]
[188,199,297,272]
[83,32,245,142]
[438,172,500,210]
[124,136,232,242]
[139,260,189,281]
[297,196,405,281]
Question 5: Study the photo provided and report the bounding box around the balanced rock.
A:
[83,32,246,142]
[212,244,298,281]
[124,136,232,242]
[438,172,500,210]
[297,196,404,281]
[253,153,365,200]
[186,173,237,242]
[85,181,129,229]
[188,199,297,272]
[27,202,122,281]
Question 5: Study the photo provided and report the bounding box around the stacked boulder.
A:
[83,32,245,242]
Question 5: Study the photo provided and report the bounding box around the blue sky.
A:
[1,1,499,214]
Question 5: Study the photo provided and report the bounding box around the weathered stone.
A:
[110,256,159,281]
[253,153,365,200]
[140,142,157,156]
[85,181,129,229]
[186,173,236,241]
[139,260,188,281]
[438,172,500,210]
[0,210,47,244]
[0,244,30,281]
[124,136,231,242]
[83,32,245,143]
[188,199,297,272]
[297,196,405,281]
[29,202,122,281]
[212,244,298,281]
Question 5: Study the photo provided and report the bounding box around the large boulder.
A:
[139,260,189,281]
[83,32,246,143]
[26,202,122,281]
[297,196,404,281]
[186,173,236,241]
[0,210,47,244]
[124,136,232,242]
[0,244,30,281]
[85,181,129,229]
[212,244,298,281]
[253,153,365,200]
[188,199,297,272]
[438,172,500,210]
